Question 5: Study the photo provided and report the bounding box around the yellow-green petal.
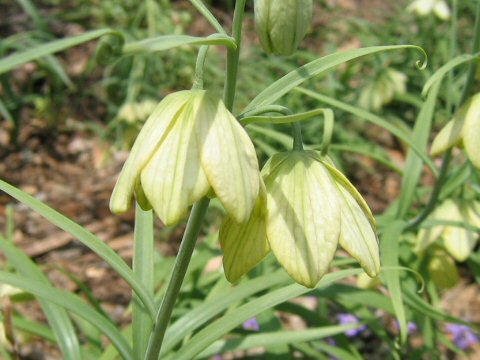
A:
[462,93,480,168]
[110,91,192,214]
[196,93,260,223]
[441,201,477,261]
[335,184,380,277]
[141,98,209,225]
[219,181,270,283]
[431,97,471,156]
[265,151,341,288]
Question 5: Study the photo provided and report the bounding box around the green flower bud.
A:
[254,0,313,56]
[110,90,260,226]
[431,93,480,169]
[220,150,380,288]
[427,249,459,289]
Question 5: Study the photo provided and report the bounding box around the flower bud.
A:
[254,0,312,56]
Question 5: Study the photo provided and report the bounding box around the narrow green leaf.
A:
[161,270,290,354]
[245,45,426,112]
[188,0,226,35]
[396,82,440,217]
[12,316,56,342]
[296,88,438,175]
[132,205,154,359]
[170,269,362,360]
[123,33,236,55]
[0,29,116,75]
[240,108,332,126]
[0,271,133,360]
[380,220,408,344]
[422,53,480,97]
[0,179,156,319]
[0,236,82,360]
[198,325,360,358]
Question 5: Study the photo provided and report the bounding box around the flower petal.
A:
[110,91,192,214]
[431,97,472,157]
[141,98,209,225]
[462,94,480,168]
[336,184,380,277]
[265,151,340,288]
[219,181,270,282]
[196,93,260,223]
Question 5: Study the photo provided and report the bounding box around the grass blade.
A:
[0,237,82,359]
[132,205,154,359]
[171,269,362,359]
[0,179,156,319]
[0,271,133,360]
[0,29,115,75]
[245,45,426,112]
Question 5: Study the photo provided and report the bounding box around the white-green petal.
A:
[110,91,191,213]
[196,94,260,223]
[441,201,477,261]
[141,99,209,225]
[430,97,471,156]
[462,93,480,168]
[219,182,270,282]
[265,152,340,288]
[336,184,380,277]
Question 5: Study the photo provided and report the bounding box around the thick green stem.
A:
[144,198,210,360]
[143,2,247,359]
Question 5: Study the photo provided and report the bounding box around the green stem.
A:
[223,0,247,110]
[192,45,209,90]
[143,2,247,359]
[292,122,304,151]
[144,198,210,360]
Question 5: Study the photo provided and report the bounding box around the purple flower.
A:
[445,324,479,350]
[393,320,417,334]
[242,317,260,331]
[336,313,366,337]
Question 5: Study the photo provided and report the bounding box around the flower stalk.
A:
[143,2,247,359]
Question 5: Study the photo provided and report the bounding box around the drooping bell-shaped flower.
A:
[416,199,480,261]
[407,0,450,20]
[110,90,260,226]
[220,150,380,288]
[431,93,480,169]
[254,0,313,56]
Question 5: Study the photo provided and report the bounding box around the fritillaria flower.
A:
[431,93,480,169]
[254,0,312,56]
[407,0,450,20]
[220,150,380,288]
[110,90,260,226]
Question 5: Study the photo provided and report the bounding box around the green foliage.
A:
[1,1,479,359]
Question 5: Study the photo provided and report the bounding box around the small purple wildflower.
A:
[242,317,260,331]
[445,324,479,350]
[393,320,417,334]
[336,313,367,337]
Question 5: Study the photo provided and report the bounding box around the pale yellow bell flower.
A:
[220,150,380,288]
[407,0,450,20]
[431,93,480,169]
[110,90,260,226]
[416,199,480,261]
